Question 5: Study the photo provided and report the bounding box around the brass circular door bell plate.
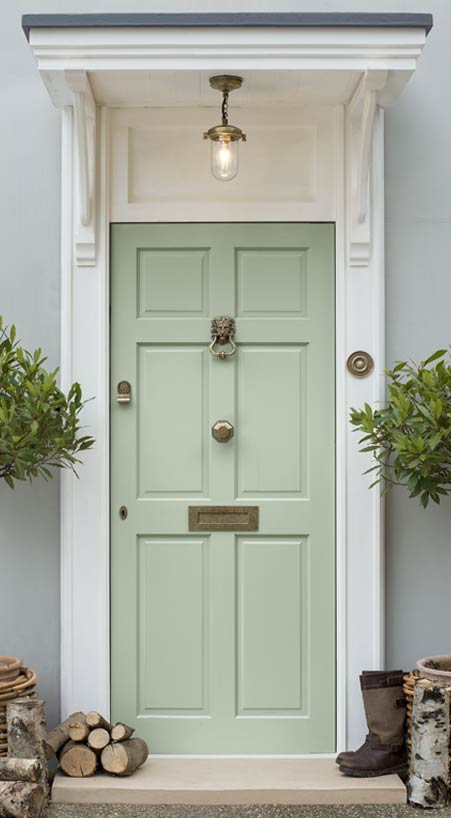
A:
[347,351,374,378]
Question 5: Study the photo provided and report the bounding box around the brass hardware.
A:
[189,505,259,532]
[117,380,131,403]
[212,420,234,443]
[209,75,244,94]
[119,505,128,520]
[209,316,237,359]
[203,76,247,144]
[347,351,374,378]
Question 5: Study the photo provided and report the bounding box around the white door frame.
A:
[25,19,429,751]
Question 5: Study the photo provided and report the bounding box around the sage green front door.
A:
[111,223,335,754]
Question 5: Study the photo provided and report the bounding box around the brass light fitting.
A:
[203,75,246,181]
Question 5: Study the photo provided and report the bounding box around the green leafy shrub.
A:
[350,350,451,508]
[0,317,94,488]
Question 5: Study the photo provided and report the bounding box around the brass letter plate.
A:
[188,505,259,532]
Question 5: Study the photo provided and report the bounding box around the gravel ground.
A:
[44,807,449,818]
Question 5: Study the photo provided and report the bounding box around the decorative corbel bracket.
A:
[346,70,388,268]
[65,71,96,267]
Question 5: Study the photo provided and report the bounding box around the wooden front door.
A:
[110,223,335,753]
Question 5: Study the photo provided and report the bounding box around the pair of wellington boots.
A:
[337,670,407,777]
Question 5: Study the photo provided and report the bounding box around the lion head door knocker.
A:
[209,316,237,359]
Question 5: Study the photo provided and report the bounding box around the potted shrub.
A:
[350,349,451,508]
[0,317,94,488]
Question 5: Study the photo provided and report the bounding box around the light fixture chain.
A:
[221,90,229,126]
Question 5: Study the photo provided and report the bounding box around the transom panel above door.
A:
[111,223,335,753]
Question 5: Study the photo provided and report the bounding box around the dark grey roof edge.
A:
[22,12,433,41]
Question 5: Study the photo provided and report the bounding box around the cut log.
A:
[85,712,112,731]
[59,741,97,778]
[87,728,110,752]
[44,711,85,758]
[0,758,42,783]
[6,700,47,763]
[409,679,451,808]
[68,715,89,743]
[0,782,45,818]
[111,723,134,742]
[3,699,48,804]
[101,737,148,776]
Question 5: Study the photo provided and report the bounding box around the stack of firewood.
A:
[0,702,148,818]
[52,712,148,778]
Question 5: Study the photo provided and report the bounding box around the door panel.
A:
[111,223,335,753]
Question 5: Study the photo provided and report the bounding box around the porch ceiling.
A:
[88,69,361,108]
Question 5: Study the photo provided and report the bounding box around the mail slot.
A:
[188,505,259,532]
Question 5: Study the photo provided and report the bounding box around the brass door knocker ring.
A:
[209,316,237,359]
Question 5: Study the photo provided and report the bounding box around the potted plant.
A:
[0,317,94,489]
[350,349,451,508]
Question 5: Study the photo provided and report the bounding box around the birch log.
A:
[409,679,450,808]
[4,698,48,817]
[44,712,85,758]
[0,782,45,818]
[0,758,42,783]
[6,700,47,766]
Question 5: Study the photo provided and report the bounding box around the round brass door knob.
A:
[212,420,234,443]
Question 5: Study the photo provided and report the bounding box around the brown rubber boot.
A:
[338,670,407,777]
[335,671,404,766]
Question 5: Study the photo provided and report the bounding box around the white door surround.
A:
[24,13,431,752]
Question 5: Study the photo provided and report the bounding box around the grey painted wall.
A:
[1,0,450,731]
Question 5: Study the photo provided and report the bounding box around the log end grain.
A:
[111,723,134,742]
[87,728,110,752]
[101,738,148,776]
[59,743,97,778]
[85,712,112,731]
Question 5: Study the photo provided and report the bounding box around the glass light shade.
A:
[210,137,239,181]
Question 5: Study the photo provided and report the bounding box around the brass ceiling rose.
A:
[347,350,374,378]
[209,75,244,94]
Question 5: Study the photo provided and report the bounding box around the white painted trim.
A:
[60,105,110,717]
[30,26,426,83]
[334,103,347,753]
[25,21,427,750]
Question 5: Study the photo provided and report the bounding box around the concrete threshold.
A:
[52,757,406,805]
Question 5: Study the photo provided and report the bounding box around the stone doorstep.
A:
[52,758,406,806]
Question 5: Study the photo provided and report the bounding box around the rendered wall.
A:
[0,0,449,732]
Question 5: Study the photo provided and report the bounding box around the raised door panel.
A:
[138,347,208,496]
[138,537,210,715]
[138,248,210,316]
[236,537,309,716]
[237,347,307,497]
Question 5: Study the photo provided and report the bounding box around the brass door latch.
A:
[116,380,131,403]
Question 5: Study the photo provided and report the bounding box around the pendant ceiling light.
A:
[203,75,246,182]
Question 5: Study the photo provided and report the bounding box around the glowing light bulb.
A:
[211,137,239,181]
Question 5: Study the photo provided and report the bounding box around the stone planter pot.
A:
[0,656,22,684]
[416,654,451,682]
